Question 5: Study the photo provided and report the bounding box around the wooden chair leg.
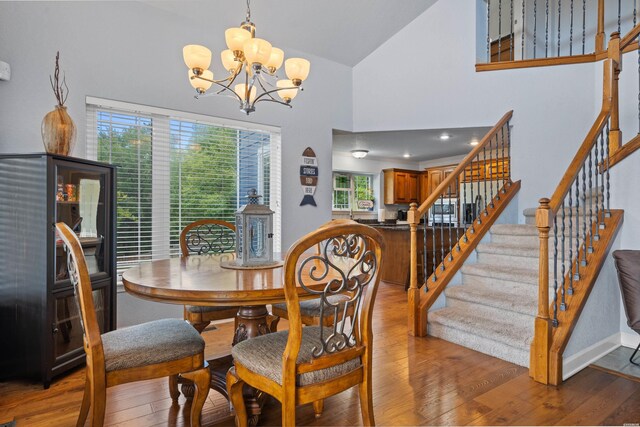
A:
[281,388,296,427]
[358,379,375,426]
[226,367,248,427]
[312,399,324,418]
[89,376,106,427]
[181,366,210,427]
[168,374,180,401]
[76,377,90,427]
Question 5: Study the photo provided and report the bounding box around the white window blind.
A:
[86,100,281,281]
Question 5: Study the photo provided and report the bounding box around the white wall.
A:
[0,1,352,326]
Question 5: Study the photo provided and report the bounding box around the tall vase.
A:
[41,105,76,156]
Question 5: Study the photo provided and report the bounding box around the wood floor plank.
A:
[2,283,638,426]
[555,376,640,425]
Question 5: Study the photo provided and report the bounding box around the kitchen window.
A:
[86,98,281,283]
[332,173,374,211]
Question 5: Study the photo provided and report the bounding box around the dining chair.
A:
[227,222,384,427]
[270,219,357,327]
[613,250,640,365]
[180,219,240,332]
[55,223,210,427]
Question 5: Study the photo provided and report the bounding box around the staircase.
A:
[428,223,538,367]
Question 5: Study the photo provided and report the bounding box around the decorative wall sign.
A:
[300,147,318,206]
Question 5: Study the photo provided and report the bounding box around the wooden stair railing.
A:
[477,0,639,72]
[408,111,521,337]
[530,32,629,385]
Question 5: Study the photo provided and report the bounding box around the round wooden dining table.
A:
[121,252,329,423]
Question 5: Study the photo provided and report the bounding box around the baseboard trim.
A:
[563,333,621,380]
[621,331,640,349]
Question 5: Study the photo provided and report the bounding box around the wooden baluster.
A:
[499,0,503,62]
[557,0,562,57]
[569,0,574,56]
[423,213,428,288]
[596,0,605,52]
[487,0,492,62]
[545,0,550,57]
[582,0,586,54]
[534,0,538,58]
[531,198,552,384]
[521,0,525,60]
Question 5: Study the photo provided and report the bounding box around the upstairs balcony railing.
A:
[478,0,640,71]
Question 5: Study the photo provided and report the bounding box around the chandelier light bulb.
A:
[235,83,257,103]
[189,69,214,93]
[285,58,311,84]
[276,80,298,103]
[265,47,284,72]
[243,38,272,66]
[225,27,252,53]
[183,45,212,71]
[221,49,237,72]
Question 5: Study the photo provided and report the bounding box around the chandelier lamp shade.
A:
[182,0,310,115]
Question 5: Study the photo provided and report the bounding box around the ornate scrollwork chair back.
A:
[180,218,236,256]
[271,218,359,327]
[227,222,384,427]
[180,219,240,332]
[56,222,210,427]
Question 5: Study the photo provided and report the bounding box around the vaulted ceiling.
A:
[142,0,438,66]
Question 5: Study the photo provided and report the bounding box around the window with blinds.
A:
[86,100,281,281]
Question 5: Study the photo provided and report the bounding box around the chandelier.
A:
[182,0,310,115]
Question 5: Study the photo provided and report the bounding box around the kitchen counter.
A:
[368,224,464,287]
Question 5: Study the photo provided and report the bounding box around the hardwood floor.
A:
[1,283,639,426]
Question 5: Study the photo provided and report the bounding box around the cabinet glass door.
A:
[52,287,107,362]
[54,164,108,283]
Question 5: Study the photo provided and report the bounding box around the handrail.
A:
[414,110,513,218]
[621,23,640,51]
[548,107,611,215]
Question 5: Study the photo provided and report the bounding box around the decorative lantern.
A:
[235,189,275,267]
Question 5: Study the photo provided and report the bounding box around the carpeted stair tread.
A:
[477,242,540,257]
[461,263,538,285]
[490,224,538,236]
[445,281,537,317]
[429,306,533,352]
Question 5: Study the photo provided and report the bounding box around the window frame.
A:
[332,172,374,212]
[86,97,281,288]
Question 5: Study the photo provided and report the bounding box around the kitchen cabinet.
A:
[461,157,509,182]
[420,164,458,203]
[383,169,419,204]
[0,154,117,388]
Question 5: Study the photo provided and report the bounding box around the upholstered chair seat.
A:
[232,327,360,386]
[101,319,204,372]
[185,305,239,315]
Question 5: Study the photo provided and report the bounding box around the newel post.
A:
[407,202,421,336]
[530,198,552,384]
[608,32,622,155]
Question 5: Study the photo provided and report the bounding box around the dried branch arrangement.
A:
[49,51,69,107]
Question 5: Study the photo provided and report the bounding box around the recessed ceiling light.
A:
[351,149,369,159]
[403,154,411,158]
[470,140,479,146]
[439,134,451,140]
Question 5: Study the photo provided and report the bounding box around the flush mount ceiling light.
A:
[439,134,451,140]
[182,0,310,115]
[470,139,479,146]
[351,150,369,159]
[403,153,411,158]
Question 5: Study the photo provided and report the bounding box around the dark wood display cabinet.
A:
[0,153,116,388]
